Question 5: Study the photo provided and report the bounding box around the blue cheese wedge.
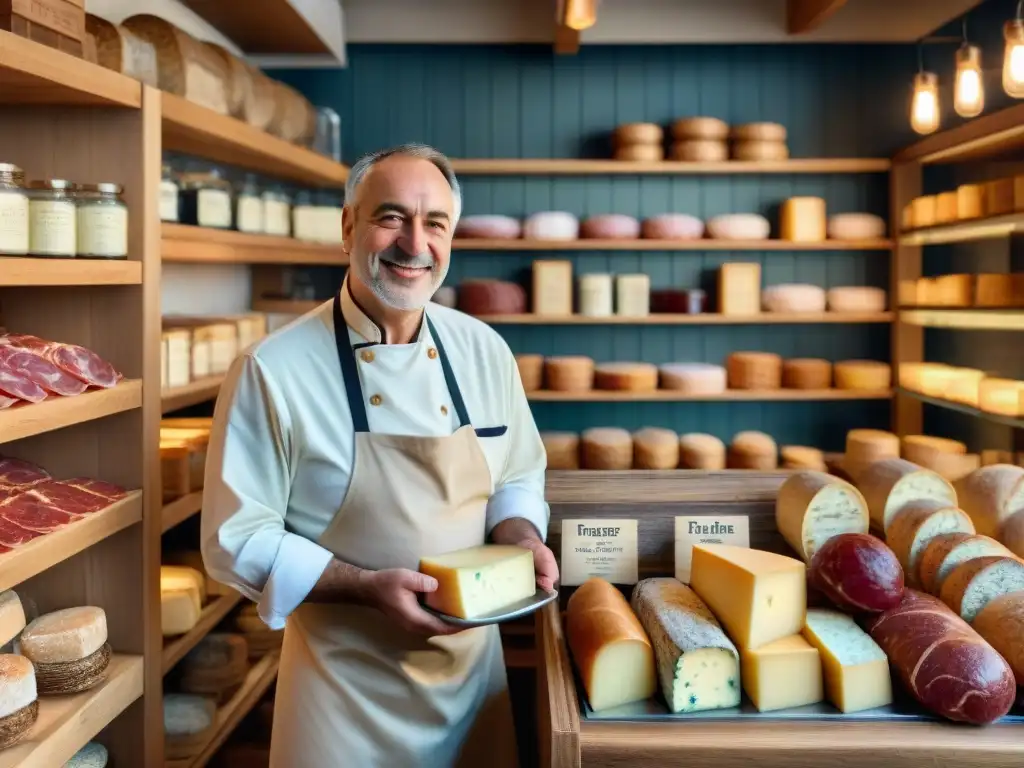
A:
[419,545,535,619]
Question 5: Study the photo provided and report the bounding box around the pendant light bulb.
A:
[1003,18,1024,97]
[954,44,985,117]
[562,0,597,30]
[910,71,940,135]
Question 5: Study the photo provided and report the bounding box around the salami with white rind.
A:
[454,215,522,240]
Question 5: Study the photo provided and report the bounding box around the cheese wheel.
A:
[641,214,704,240]
[972,592,1024,685]
[0,591,26,648]
[901,434,963,458]
[671,116,729,140]
[730,122,787,142]
[542,432,579,470]
[781,446,827,471]
[954,464,1024,538]
[65,742,108,768]
[900,202,914,231]
[706,214,770,241]
[731,140,789,161]
[161,565,206,605]
[565,578,657,712]
[578,273,613,316]
[633,427,680,470]
[911,196,936,228]
[679,433,726,470]
[669,140,728,162]
[935,192,958,223]
[454,214,522,239]
[1001,509,1024,559]
[939,555,1024,622]
[918,533,1013,595]
[933,274,973,307]
[726,352,782,390]
[594,363,658,392]
[614,122,663,145]
[978,378,1024,416]
[523,211,579,240]
[985,178,1015,216]
[457,280,527,315]
[544,356,595,391]
[779,197,826,242]
[884,500,975,587]
[0,654,35,720]
[614,144,664,162]
[515,354,543,392]
[775,471,870,562]
[945,368,985,407]
[782,358,831,389]
[582,428,633,470]
[19,607,107,664]
[728,431,777,470]
[826,286,887,313]
[657,363,727,394]
[844,429,900,482]
[957,183,985,219]
[857,457,958,533]
[975,273,1017,307]
[761,284,826,313]
[580,214,641,240]
[833,360,891,390]
[431,286,457,308]
[827,213,886,241]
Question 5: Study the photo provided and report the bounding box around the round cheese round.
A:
[730,122,787,142]
[776,471,869,562]
[542,432,580,470]
[515,354,543,392]
[641,214,704,240]
[633,427,680,470]
[19,606,107,664]
[523,211,579,240]
[594,363,658,392]
[728,431,777,470]
[679,433,726,470]
[614,122,664,145]
[457,280,526,316]
[844,428,900,482]
[582,428,633,470]
[780,445,827,471]
[782,358,832,389]
[731,140,789,161]
[827,213,886,241]
[671,116,729,140]
[580,214,641,240]
[827,286,887,313]
[544,356,595,392]
[0,654,35,719]
[761,284,826,313]
[706,213,770,241]
[454,214,522,240]
[833,360,891,390]
[658,363,727,395]
[726,351,782,390]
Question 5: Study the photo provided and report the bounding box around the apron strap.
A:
[425,315,471,428]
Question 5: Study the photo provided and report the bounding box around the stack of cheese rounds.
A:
[612,122,664,162]
[177,632,250,704]
[730,122,788,160]
[164,692,218,760]
[669,116,729,162]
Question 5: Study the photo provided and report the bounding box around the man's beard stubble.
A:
[358,242,449,311]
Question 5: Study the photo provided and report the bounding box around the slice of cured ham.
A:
[0,359,46,403]
[0,495,80,532]
[61,477,128,503]
[15,478,125,518]
[0,457,50,489]
[0,334,122,389]
[0,518,41,548]
[0,345,87,396]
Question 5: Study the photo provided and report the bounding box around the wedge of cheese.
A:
[740,634,823,712]
[419,545,535,619]
[802,608,891,713]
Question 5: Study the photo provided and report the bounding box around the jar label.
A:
[0,191,29,255]
[197,189,231,228]
[237,196,264,233]
[160,181,179,222]
[29,199,76,256]
[78,205,128,257]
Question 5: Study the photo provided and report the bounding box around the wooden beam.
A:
[554,23,580,54]
[787,0,848,34]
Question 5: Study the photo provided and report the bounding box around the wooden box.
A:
[0,0,85,57]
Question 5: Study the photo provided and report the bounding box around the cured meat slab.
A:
[0,457,50,488]
[0,477,128,534]
[0,358,46,404]
[0,344,87,396]
[0,334,122,389]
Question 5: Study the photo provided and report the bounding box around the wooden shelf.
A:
[165,653,280,768]
[162,376,225,415]
[0,258,142,287]
[0,654,144,768]
[162,492,204,534]
[161,93,347,187]
[900,309,1024,331]
[453,238,892,251]
[485,312,893,325]
[448,158,891,175]
[162,224,346,266]
[894,101,1024,166]
[898,213,1024,246]
[179,0,336,55]
[0,380,143,446]
[0,30,140,108]
[898,388,1024,429]
[527,389,893,402]
[252,299,321,314]
[162,592,244,674]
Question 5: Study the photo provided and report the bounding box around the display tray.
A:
[423,588,559,627]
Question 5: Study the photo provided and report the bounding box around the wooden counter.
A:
[536,471,1024,768]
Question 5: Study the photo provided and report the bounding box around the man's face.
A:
[342,155,455,312]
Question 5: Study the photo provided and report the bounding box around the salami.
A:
[0,359,46,403]
[0,345,87,396]
[0,334,122,388]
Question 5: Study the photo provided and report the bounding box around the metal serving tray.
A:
[423,588,559,628]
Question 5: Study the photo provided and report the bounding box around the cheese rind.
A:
[801,608,892,713]
[19,607,107,664]
[843,429,900,482]
[775,471,869,563]
[0,653,35,719]
[679,433,726,470]
[631,578,741,713]
[857,458,957,533]
[740,634,823,712]
[0,590,26,648]
[419,545,535,619]
[939,555,1024,622]
[884,501,975,587]
[582,428,633,470]
[954,464,1024,538]
[161,565,206,606]
[972,592,1024,684]
[632,427,680,470]
[834,360,891,390]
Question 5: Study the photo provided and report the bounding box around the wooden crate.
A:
[0,0,85,57]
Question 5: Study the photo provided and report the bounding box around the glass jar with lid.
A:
[160,164,180,223]
[76,183,128,259]
[317,190,344,244]
[235,174,264,234]
[179,172,232,229]
[291,190,316,242]
[27,179,77,258]
[0,163,28,256]
[262,187,291,237]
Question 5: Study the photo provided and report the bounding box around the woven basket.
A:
[0,700,38,749]
[35,642,111,696]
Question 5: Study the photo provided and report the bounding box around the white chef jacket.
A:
[201,279,550,630]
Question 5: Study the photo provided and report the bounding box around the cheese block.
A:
[740,634,823,712]
[670,140,728,162]
[162,589,201,637]
[718,262,762,315]
[594,363,658,392]
[565,578,656,712]
[580,214,641,240]
[515,354,543,392]
[614,144,664,162]
[911,195,937,228]
[732,140,789,161]
[532,260,573,315]
[826,286,886,313]
[419,545,535,619]
[162,565,207,606]
[631,578,741,713]
[457,280,527,315]
[902,435,966,465]
[578,273,613,316]
[64,742,109,768]
[975,273,1017,307]
[541,432,580,470]
[163,550,229,598]
[956,183,984,219]
[898,279,918,306]
[689,543,806,650]
[544,356,595,391]
[761,283,826,313]
[978,378,1024,416]
[985,178,1015,216]
[728,431,778,470]
[614,122,663,145]
[972,592,1024,684]
[633,427,680,470]
[671,117,730,140]
[884,500,975,586]
[0,591,25,648]
[918,532,1013,595]
[641,213,704,240]
[857,457,958,533]
[775,471,869,562]
[726,351,782,390]
[935,191,958,224]
[19,607,107,664]
[163,693,216,736]
[522,211,579,240]
[780,446,826,471]
[1001,509,1024,559]
[454,214,522,239]
[779,197,826,242]
[939,555,1024,622]
[615,274,651,316]
[801,608,892,713]
[658,363,727,394]
[679,433,726,470]
[834,360,891,391]
[0,654,35,719]
[582,428,633,470]
[782,358,831,389]
[730,122,787,142]
[843,429,900,481]
[827,213,886,241]
[955,464,1024,538]
[934,274,973,307]
[706,214,770,241]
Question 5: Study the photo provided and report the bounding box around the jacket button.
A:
[427,347,438,359]
[361,349,375,363]
[369,394,383,406]
[440,405,449,415]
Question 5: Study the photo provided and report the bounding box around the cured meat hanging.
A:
[0,334,122,389]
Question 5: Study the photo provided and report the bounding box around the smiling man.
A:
[200,143,557,768]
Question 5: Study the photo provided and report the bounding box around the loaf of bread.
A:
[775,471,869,562]
[972,592,1024,685]
[857,458,958,533]
[884,501,975,587]
[939,555,1024,622]
[954,464,1024,538]
[918,533,1013,596]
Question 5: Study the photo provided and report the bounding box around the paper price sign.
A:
[674,516,750,583]
[560,519,639,586]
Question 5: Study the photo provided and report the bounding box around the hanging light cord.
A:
[1018,0,1023,20]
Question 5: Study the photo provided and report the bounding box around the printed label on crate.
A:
[560,519,639,586]
[674,515,750,583]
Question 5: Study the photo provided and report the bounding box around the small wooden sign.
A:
[674,515,750,583]
[560,519,639,586]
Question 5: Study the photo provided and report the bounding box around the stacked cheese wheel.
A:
[727,353,890,392]
[730,121,789,161]
[669,116,729,161]
[612,122,665,162]
[900,362,1024,417]
[901,178,1018,231]
[899,272,1024,307]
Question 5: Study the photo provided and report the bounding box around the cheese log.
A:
[544,356,595,391]
[782,358,831,389]
[669,139,728,162]
[972,592,1024,684]
[633,427,680,470]
[844,429,900,481]
[740,634,822,712]
[515,354,543,392]
[779,197,826,242]
[457,280,527,315]
[523,211,579,240]
[689,543,806,650]
[582,428,633,470]
[0,591,26,648]
[918,532,1013,596]
[801,608,892,713]
[641,214,704,240]
[779,446,826,471]
[866,590,1015,724]
[1001,509,1024,559]
[857,458,957,533]
[826,286,887,313]
[761,284,826,313]
[833,360,891,390]
[631,578,741,713]
[671,116,729,140]
[939,555,1024,623]
[884,501,975,587]
[594,363,658,392]
[658,363,726,394]
[541,432,580,470]
[419,545,535,619]
[0,654,35,719]
[454,214,522,239]
[726,352,782,390]
[565,578,656,712]
[808,532,904,613]
[580,214,641,240]
[706,214,770,241]
[827,213,886,241]
[775,471,869,563]
[954,464,1024,538]
[679,433,726,470]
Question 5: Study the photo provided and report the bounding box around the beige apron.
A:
[268,295,519,768]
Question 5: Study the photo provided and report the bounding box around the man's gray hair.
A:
[344,143,462,226]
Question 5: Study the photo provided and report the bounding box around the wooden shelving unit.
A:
[161,376,226,415]
[0,382,143,445]
[900,309,1024,331]
[452,237,892,251]
[0,258,143,286]
[162,492,205,534]
[162,593,244,673]
[898,388,1024,430]
[162,224,346,266]
[448,158,891,175]
[898,213,1024,246]
[527,389,893,402]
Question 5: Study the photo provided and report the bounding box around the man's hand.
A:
[491,518,560,592]
[358,569,462,636]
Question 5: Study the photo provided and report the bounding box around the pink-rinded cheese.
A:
[658,363,727,395]
[454,215,522,239]
[827,286,887,313]
[580,214,641,240]
[761,284,827,313]
[641,214,705,240]
[827,213,886,241]
[457,280,527,316]
[706,214,770,241]
[523,212,579,240]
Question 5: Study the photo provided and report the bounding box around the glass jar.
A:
[160,164,180,223]
[0,163,28,256]
[317,190,344,244]
[179,172,232,229]
[291,190,317,242]
[262,188,291,237]
[27,179,77,258]
[76,183,128,259]
[235,174,264,234]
